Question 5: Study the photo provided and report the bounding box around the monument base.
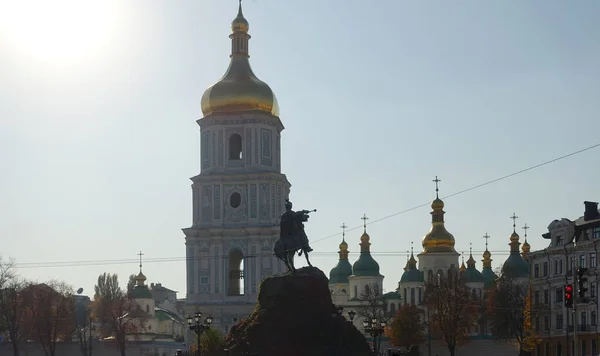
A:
[225,266,372,356]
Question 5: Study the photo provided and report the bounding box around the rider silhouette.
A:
[280,199,313,254]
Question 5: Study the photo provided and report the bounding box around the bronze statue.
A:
[274,199,316,272]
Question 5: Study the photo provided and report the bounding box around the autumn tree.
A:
[488,277,540,355]
[21,281,76,356]
[385,305,424,355]
[92,273,145,356]
[0,258,28,356]
[424,270,478,356]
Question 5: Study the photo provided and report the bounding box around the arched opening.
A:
[354,285,358,298]
[228,134,243,160]
[228,249,244,296]
[146,305,150,313]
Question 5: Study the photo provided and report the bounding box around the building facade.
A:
[527,201,600,356]
[182,3,288,333]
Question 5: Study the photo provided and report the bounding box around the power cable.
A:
[12,142,600,270]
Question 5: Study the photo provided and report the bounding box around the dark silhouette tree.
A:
[488,277,540,356]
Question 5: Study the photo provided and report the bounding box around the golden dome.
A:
[510,231,520,243]
[360,232,370,243]
[431,197,444,210]
[339,239,348,251]
[460,261,466,272]
[231,2,249,33]
[522,239,530,253]
[422,224,456,253]
[483,249,491,259]
[200,3,280,117]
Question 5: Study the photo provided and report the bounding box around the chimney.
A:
[584,201,600,221]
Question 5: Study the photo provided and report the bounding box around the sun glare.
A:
[0,0,120,65]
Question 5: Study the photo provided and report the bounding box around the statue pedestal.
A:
[225,267,372,356]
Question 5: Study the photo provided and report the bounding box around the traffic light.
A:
[564,284,574,308]
[578,268,589,299]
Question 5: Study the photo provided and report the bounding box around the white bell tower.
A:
[182,2,289,332]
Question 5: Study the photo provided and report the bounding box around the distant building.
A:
[527,200,600,356]
[150,283,177,304]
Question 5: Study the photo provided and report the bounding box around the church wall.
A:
[348,275,384,299]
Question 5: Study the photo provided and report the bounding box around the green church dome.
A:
[502,230,530,279]
[330,260,353,284]
[351,231,382,277]
[400,253,423,283]
[132,285,153,299]
[481,267,498,289]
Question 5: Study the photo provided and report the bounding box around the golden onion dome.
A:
[460,261,466,272]
[231,3,249,32]
[510,231,520,243]
[200,3,280,117]
[522,239,531,253]
[483,249,491,259]
[360,232,370,243]
[431,197,444,210]
[339,239,348,251]
[422,225,456,253]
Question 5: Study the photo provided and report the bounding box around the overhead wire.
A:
[12,142,600,270]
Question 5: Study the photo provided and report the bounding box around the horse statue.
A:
[274,199,316,272]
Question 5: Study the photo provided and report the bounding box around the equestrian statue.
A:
[274,199,316,272]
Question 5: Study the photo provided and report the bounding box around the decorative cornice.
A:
[198,114,284,132]
[191,171,291,184]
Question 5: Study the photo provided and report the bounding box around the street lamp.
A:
[348,310,356,323]
[363,318,386,355]
[187,311,213,356]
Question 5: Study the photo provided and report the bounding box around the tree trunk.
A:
[449,345,456,356]
[10,339,19,356]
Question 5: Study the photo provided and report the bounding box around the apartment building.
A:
[528,201,600,356]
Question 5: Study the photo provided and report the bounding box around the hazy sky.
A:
[1,0,599,299]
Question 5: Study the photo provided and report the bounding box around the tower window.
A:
[227,249,244,296]
[229,133,243,160]
[230,192,241,208]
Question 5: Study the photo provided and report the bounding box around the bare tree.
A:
[488,277,540,355]
[357,284,390,321]
[21,281,75,356]
[0,258,28,356]
[357,284,391,355]
[92,273,145,356]
[424,271,478,356]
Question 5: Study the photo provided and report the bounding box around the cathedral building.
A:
[182,3,288,333]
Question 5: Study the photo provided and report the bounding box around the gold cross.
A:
[510,213,519,231]
[433,176,441,197]
[361,214,369,232]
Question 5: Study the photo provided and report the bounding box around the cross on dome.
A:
[138,250,144,273]
[340,222,347,240]
[361,213,369,233]
[483,233,490,250]
[522,223,529,238]
[433,176,441,198]
[510,213,519,232]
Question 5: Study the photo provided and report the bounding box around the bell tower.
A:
[182,2,289,331]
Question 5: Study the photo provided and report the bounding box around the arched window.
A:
[229,134,242,160]
[403,288,407,305]
[428,270,433,282]
[354,285,358,298]
[410,288,416,306]
[227,249,244,296]
[390,303,396,315]
[146,305,150,313]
